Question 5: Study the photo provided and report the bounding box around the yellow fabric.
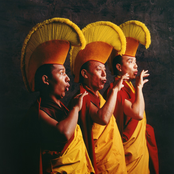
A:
[123,113,150,174]
[119,20,151,57]
[70,21,126,82]
[125,81,135,93]
[124,80,149,174]
[21,17,86,92]
[124,37,139,57]
[119,20,151,49]
[92,93,127,174]
[44,125,95,174]
[82,21,126,55]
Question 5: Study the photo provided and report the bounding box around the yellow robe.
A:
[92,93,127,174]
[43,125,95,174]
[105,80,152,174]
[122,81,150,174]
[123,112,150,174]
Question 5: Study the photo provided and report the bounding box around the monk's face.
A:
[119,56,138,80]
[49,64,70,98]
[85,61,107,92]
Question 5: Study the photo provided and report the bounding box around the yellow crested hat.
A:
[70,21,126,82]
[21,17,86,92]
[120,20,151,57]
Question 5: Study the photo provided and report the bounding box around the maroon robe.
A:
[22,98,74,174]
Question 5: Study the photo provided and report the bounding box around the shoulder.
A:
[102,82,114,100]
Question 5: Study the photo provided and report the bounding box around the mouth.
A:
[101,79,107,84]
[65,84,70,91]
[134,71,138,76]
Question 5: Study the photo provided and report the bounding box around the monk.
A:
[21,17,94,174]
[70,21,128,174]
[36,64,94,174]
[105,20,159,174]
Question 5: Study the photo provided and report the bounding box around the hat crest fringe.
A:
[70,21,126,75]
[119,20,151,49]
[82,21,126,55]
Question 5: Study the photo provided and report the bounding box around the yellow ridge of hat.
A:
[21,17,86,92]
[119,20,151,57]
[70,21,126,82]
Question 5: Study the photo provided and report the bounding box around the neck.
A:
[41,93,62,107]
[116,74,132,82]
[83,84,99,97]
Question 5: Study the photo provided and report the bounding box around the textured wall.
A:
[1,0,174,173]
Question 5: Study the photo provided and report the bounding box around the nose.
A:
[102,69,106,77]
[65,74,70,82]
[134,62,138,69]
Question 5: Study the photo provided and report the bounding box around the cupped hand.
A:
[72,91,88,111]
[113,73,129,91]
[136,70,149,88]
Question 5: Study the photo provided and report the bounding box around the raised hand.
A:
[136,70,149,88]
[72,91,88,111]
[113,73,129,91]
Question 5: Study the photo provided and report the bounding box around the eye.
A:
[60,70,65,75]
[128,60,133,63]
[96,68,101,71]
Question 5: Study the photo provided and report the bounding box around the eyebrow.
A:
[96,65,105,69]
[127,57,136,61]
[56,68,65,72]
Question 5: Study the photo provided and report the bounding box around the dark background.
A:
[0,0,174,173]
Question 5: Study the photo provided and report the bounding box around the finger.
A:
[74,93,84,99]
[141,70,149,76]
[143,79,149,84]
[80,91,88,98]
[74,93,83,98]
[144,70,148,73]
[143,73,150,77]
[122,73,129,80]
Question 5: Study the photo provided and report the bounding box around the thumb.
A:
[80,91,88,98]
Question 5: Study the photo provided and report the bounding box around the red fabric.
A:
[23,97,76,174]
[78,84,99,174]
[105,78,138,141]
[38,98,43,174]
[40,99,74,152]
[146,124,159,174]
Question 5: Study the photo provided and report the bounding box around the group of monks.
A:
[21,18,159,174]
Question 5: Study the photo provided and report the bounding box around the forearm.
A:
[97,88,118,124]
[132,86,145,119]
[56,106,79,140]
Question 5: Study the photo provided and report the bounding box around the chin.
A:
[98,85,104,90]
[60,93,65,98]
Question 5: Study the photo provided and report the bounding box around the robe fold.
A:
[24,97,94,174]
[79,84,127,174]
[105,77,159,174]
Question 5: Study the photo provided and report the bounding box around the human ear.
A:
[81,69,88,79]
[116,64,122,72]
[42,75,49,85]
